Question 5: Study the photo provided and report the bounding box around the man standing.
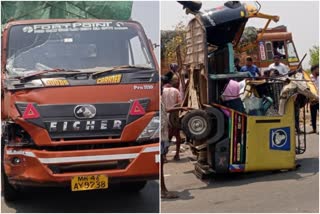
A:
[161,90,178,199]
[268,55,290,76]
[162,76,182,160]
[161,76,179,198]
[310,64,319,134]
[240,56,261,77]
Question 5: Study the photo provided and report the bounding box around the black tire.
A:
[181,110,212,141]
[120,181,147,192]
[2,172,20,202]
[205,106,226,144]
[1,139,20,202]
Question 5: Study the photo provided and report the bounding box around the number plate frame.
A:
[71,175,108,191]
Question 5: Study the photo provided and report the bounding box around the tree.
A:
[161,22,187,73]
[309,45,319,66]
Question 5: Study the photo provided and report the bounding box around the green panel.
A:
[227,43,234,73]
[1,1,133,25]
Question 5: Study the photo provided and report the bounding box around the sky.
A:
[132,1,160,62]
[161,1,319,69]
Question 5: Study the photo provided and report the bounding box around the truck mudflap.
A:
[4,143,159,186]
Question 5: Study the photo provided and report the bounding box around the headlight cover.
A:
[137,116,159,142]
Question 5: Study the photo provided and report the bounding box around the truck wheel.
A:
[2,172,20,202]
[121,181,147,192]
[181,110,212,141]
[1,138,20,201]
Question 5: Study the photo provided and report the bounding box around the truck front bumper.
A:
[3,143,159,187]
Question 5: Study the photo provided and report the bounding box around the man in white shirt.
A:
[268,55,289,76]
[162,77,183,161]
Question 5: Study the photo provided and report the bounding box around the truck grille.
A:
[15,99,150,140]
[48,160,131,174]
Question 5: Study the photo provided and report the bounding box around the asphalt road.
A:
[1,180,159,213]
[162,130,319,213]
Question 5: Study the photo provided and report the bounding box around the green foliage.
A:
[161,22,187,64]
[309,45,319,66]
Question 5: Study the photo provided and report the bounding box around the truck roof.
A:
[258,32,292,41]
[257,25,288,33]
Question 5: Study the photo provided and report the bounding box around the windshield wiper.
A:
[19,68,81,81]
[92,65,153,78]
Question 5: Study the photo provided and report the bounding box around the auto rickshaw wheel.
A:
[204,106,226,144]
[181,110,212,140]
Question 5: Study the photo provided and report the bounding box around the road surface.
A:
[162,130,319,213]
[1,181,159,213]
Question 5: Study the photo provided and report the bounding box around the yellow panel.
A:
[245,97,296,172]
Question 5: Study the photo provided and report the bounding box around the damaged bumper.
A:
[4,143,159,187]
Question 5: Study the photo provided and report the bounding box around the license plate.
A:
[71,175,108,191]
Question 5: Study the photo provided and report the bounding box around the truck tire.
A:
[2,172,19,202]
[1,136,20,201]
[121,181,147,192]
[181,110,212,141]
[1,140,19,202]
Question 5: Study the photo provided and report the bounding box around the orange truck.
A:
[1,19,159,201]
[238,25,301,72]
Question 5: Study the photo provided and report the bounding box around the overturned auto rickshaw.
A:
[170,1,319,178]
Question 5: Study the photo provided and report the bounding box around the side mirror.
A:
[149,39,159,49]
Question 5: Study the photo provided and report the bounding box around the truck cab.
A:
[241,26,300,72]
[1,19,159,201]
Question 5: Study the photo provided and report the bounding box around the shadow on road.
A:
[162,157,318,202]
[2,181,159,213]
[161,189,194,202]
[196,157,319,190]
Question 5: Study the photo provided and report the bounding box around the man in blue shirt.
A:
[240,56,261,77]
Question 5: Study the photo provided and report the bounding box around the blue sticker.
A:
[270,127,290,151]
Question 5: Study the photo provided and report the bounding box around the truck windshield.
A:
[6,21,155,76]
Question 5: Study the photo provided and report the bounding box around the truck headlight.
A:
[137,116,159,142]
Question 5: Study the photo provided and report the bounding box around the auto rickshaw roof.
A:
[199,2,248,47]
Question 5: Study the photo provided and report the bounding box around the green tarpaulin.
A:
[1,1,133,25]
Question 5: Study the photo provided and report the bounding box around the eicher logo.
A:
[46,119,125,132]
[43,104,126,133]
[269,127,290,151]
[74,104,96,119]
